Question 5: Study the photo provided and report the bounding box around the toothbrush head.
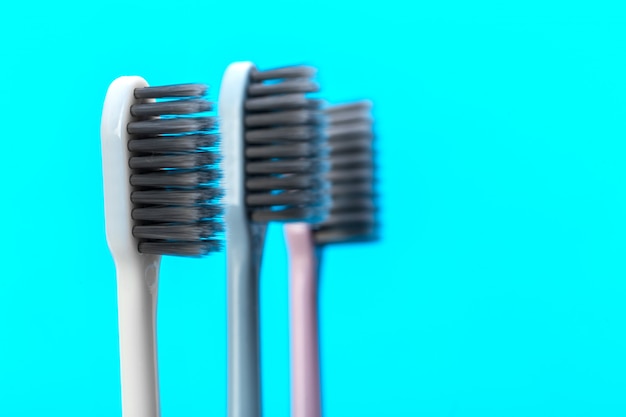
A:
[313,101,378,245]
[245,66,329,224]
[101,77,222,258]
[220,63,329,225]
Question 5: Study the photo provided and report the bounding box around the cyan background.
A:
[2,1,626,416]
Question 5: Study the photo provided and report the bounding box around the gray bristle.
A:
[128,135,218,153]
[314,101,378,245]
[244,66,329,223]
[250,66,316,81]
[131,189,223,205]
[247,80,320,97]
[246,174,324,191]
[130,170,219,188]
[128,117,215,136]
[246,126,319,143]
[131,99,212,117]
[128,83,222,257]
[129,152,219,170]
[245,142,320,159]
[134,84,208,99]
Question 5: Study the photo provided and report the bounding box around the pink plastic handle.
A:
[285,223,322,417]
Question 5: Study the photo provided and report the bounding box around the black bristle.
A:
[245,94,309,111]
[244,66,329,223]
[313,101,378,245]
[129,152,219,170]
[327,167,373,183]
[127,117,215,136]
[128,83,222,256]
[134,223,224,241]
[246,158,325,175]
[249,66,316,81]
[245,109,321,127]
[138,240,222,257]
[245,126,319,143]
[131,189,223,205]
[247,80,319,97]
[246,174,324,191]
[132,206,222,223]
[130,170,219,188]
[246,189,327,207]
[128,135,218,153]
[131,99,212,117]
[134,84,208,99]
[245,142,320,159]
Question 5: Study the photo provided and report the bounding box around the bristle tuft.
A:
[313,101,378,245]
[244,66,329,223]
[128,83,222,256]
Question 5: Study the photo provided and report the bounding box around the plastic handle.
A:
[227,230,263,417]
[285,223,322,417]
[101,76,162,417]
[116,257,161,417]
[220,61,264,417]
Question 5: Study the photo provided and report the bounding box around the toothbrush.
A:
[219,63,329,417]
[285,101,377,417]
[100,77,222,417]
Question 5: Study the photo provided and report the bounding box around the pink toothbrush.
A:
[285,101,377,417]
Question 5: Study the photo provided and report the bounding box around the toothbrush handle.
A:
[228,225,263,417]
[285,224,322,417]
[116,257,161,417]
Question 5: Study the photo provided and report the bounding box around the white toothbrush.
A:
[100,76,221,417]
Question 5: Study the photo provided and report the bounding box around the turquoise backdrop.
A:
[1,1,626,416]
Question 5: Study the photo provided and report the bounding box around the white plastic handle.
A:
[101,76,162,417]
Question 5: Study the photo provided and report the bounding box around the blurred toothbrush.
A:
[219,63,329,417]
[285,101,378,417]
